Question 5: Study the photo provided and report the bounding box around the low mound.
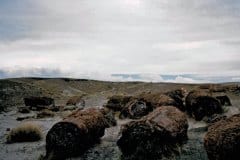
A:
[204,114,240,160]
[117,106,188,160]
[6,122,42,143]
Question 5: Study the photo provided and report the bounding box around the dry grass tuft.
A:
[6,122,42,143]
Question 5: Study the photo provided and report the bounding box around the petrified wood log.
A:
[24,97,55,110]
[185,91,222,120]
[104,95,133,111]
[45,108,115,160]
[117,106,188,160]
[164,89,185,111]
[137,92,183,110]
[119,99,153,119]
[204,114,240,160]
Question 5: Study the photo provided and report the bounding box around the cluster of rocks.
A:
[105,89,231,121]
[105,89,187,120]
[18,88,238,160]
[103,88,238,160]
[16,97,56,121]
[16,95,86,121]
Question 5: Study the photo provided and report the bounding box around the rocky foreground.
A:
[0,78,240,160]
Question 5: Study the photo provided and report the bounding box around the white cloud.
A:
[232,77,240,82]
[165,76,209,84]
[152,41,209,51]
[0,0,240,82]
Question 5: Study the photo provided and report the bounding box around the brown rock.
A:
[24,97,55,111]
[185,90,223,120]
[204,114,240,160]
[137,92,184,110]
[45,108,116,159]
[104,95,133,111]
[164,89,186,111]
[117,106,188,160]
[119,99,153,119]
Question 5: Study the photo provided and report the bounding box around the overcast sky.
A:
[0,0,240,83]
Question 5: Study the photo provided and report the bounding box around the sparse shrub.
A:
[6,122,42,143]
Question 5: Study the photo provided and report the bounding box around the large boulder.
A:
[119,99,153,119]
[137,92,182,110]
[24,97,55,111]
[45,108,116,159]
[104,95,133,111]
[204,114,240,160]
[117,106,188,160]
[185,91,223,120]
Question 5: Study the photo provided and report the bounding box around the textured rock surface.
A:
[204,114,240,160]
[137,91,184,111]
[185,91,223,120]
[119,99,153,119]
[24,97,55,111]
[117,106,188,160]
[164,89,186,111]
[105,95,133,111]
[45,108,115,159]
